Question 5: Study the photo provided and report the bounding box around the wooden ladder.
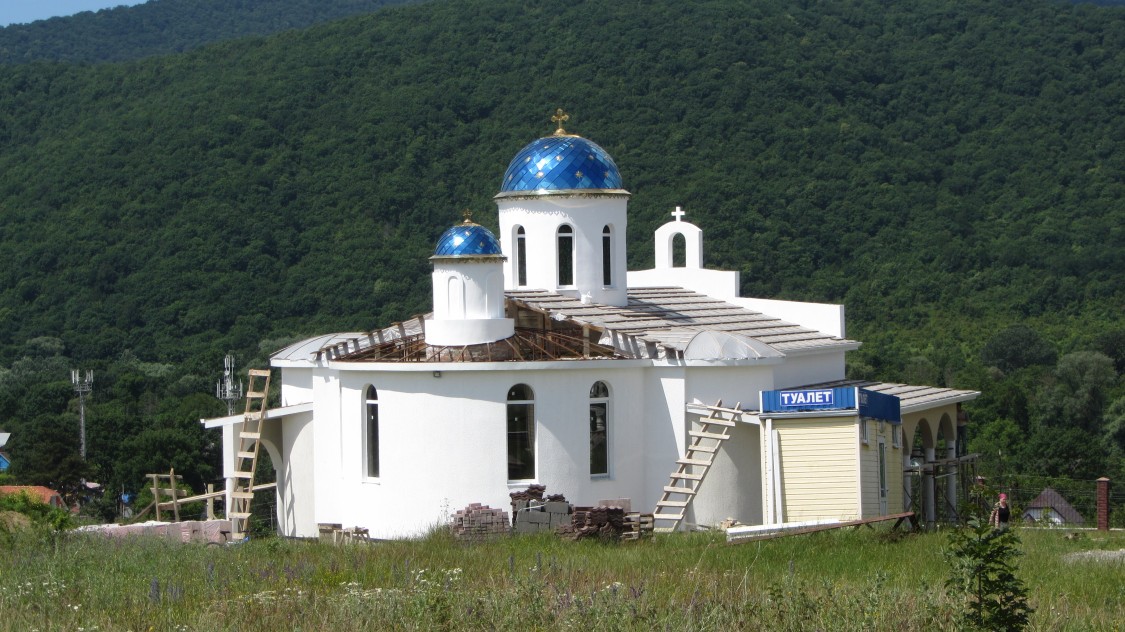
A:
[229,368,271,539]
[653,401,738,533]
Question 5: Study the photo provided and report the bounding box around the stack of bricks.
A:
[450,503,510,540]
[511,485,571,534]
[570,505,626,540]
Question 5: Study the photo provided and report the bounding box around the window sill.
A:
[361,477,382,485]
[590,473,611,481]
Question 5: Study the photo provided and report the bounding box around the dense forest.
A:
[0,0,1121,515]
[0,0,422,63]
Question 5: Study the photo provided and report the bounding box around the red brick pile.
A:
[451,503,510,540]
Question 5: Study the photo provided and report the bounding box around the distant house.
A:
[1023,487,1085,526]
[0,431,10,472]
[0,485,66,509]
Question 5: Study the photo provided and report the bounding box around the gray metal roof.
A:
[508,287,858,360]
[796,379,979,412]
[275,286,858,363]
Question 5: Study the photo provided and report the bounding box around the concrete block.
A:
[527,511,550,524]
[599,498,631,512]
[545,502,570,514]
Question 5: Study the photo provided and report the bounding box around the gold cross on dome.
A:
[551,108,570,135]
[462,209,474,224]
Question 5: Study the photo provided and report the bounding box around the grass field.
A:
[0,526,1122,631]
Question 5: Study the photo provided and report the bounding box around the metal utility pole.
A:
[216,354,243,416]
[71,369,93,461]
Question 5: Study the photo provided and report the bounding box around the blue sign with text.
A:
[761,386,900,423]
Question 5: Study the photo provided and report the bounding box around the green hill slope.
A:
[0,0,1122,493]
[0,0,422,63]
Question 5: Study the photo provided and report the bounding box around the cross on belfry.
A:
[671,206,686,221]
[551,108,570,135]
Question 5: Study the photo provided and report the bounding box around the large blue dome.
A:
[499,135,623,193]
[433,222,503,257]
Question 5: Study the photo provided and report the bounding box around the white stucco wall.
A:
[288,361,666,539]
[497,194,629,306]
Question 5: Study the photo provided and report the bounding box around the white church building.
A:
[205,113,977,538]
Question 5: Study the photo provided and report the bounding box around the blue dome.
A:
[433,222,503,257]
[499,135,623,193]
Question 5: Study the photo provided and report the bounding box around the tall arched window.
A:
[515,226,527,286]
[507,384,535,480]
[365,386,379,478]
[557,225,574,286]
[601,225,613,287]
[589,381,609,476]
[672,232,687,268]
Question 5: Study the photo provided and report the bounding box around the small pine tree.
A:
[945,517,1033,631]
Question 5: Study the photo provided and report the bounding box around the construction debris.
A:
[317,523,370,544]
[77,519,235,544]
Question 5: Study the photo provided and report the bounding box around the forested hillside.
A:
[0,0,1121,507]
[0,0,422,63]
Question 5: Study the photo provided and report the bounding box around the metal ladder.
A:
[229,368,271,539]
[653,401,737,533]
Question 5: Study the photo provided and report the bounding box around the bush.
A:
[945,518,1033,631]
[0,490,73,531]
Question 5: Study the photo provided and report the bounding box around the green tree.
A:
[945,518,1033,631]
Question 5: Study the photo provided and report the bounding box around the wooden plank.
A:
[237,451,256,459]
[656,500,690,508]
[669,472,704,480]
[676,458,712,467]
[663,486,697,495]
[688,430,729,440]
[687,443,721,453]
[240,432,261,440]
[727,512,915,545]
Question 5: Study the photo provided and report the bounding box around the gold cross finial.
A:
[551,108,570,136]
[462,209,474,224]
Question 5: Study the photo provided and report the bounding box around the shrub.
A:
[945,518,1033,631]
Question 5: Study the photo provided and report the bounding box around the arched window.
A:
[601,225,613,287]
[672,232,686,268]
[557,225,574,286]
[365,386,379,478]
[589,381,609,476]
[507,384,535,480]
[515,226,527,287]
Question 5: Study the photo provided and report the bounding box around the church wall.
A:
[683,365,772,527]
[279,366,314,407]
[276,412,315,537]
[310,369,344,536]
[304,362,653,539]
[641,368,686,514]
[769,352,847,391]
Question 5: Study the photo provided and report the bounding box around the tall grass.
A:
[0,526,1121,630]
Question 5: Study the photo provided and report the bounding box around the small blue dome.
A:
[500,135,623,193]
[433,222,503,257]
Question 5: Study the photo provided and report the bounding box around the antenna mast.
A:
[70,369,93,461]
[216,354,243,416]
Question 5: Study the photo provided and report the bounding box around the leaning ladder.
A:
[229,368,271,539]
[653,401,738,533]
